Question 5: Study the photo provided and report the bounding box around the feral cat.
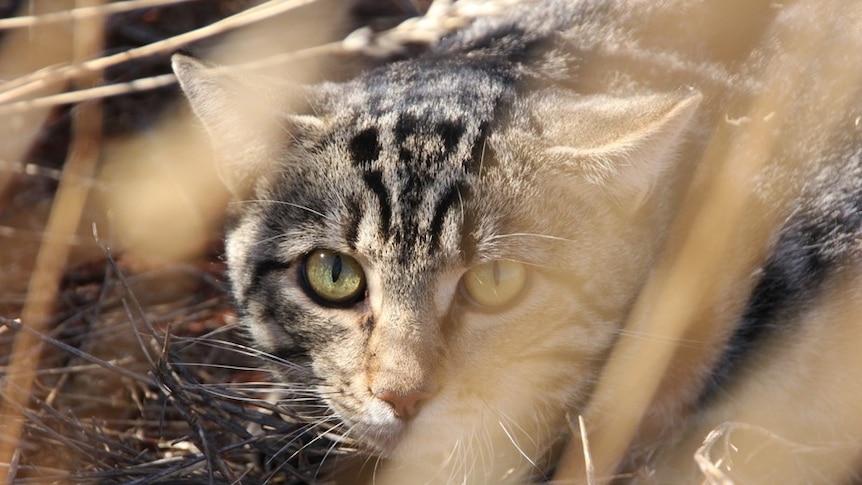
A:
[173,0,862,482]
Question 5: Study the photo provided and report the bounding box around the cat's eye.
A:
[302,249,366,306]
[461,260,528,309]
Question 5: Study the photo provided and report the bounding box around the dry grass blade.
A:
[578,415,596,485]
[694,424,737,485]
[0,0,514,116]
[0,1,106,482]
[694,421,856,485]
[0,73,178,117]
[552,7,862,483]
[0,0,429,482]
[0,0,318,105]
[0,0,200,30]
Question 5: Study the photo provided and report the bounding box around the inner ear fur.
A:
[172,54,328,196]
[527,89,702,205]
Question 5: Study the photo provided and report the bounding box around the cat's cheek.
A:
[405,274,614,452]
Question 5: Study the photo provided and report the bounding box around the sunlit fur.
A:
[174,0,862,482]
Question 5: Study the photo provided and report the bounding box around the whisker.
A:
[316,423,359,480]
[498,420,540,470]
[485,232,579,244]
[251,232,294,247]
[231,199,332,220]
[269,416,347,467]
[175,336,311,372]
[370,448,384,485]
[614,328,711,350]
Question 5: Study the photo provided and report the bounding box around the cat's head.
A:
[173,54,699,480]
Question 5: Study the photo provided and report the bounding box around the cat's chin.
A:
[385,415,477,463]
[348,417,456,462]
[345,417,408,456]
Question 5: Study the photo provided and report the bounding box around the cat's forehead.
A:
[309,60,519,267]
[348,57,511,121]
[335,58,513,151]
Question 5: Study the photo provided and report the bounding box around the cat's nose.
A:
[375,389,433,419]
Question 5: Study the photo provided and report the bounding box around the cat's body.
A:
[173,0,862,482]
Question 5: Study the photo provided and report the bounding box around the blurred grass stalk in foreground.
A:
[0,1,106,481]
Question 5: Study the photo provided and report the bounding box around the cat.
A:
[172,0,862,482]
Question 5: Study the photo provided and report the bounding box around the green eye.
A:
[461,259,528,309]
[302,249,366,305]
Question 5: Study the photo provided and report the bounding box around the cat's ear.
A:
[171,54,327,195]
[530,90,702,206]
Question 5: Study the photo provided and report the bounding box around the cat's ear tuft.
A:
[171,54,219,119]
[172,54,269,146]
[172,54,327,195]
[531,90,702,206]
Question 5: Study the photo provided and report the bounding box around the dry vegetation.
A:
[1,1,544,482]
[0,1,433,483]
[2,1,861,484]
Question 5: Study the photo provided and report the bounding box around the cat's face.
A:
[173,54,699,480]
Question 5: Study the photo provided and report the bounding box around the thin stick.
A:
[0,73,175,116]
[0,0,318,105]
[1,318,158,388]
[579,415,596,485]
[0,0,520,116]
[0,1,106,482]
[0,0,200,30]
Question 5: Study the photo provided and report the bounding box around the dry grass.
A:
[0,1,534,482]
[0,0,429,482]
[2,1,862,484]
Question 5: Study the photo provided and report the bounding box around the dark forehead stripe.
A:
[393,113,467,164]
[344,197,362,249]
[394,113,419,145]
[429,181,471,255]
[362,170,392,235]
[349,127,381,169]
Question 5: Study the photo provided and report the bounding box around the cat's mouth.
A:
[325,396,408,455]
[346,416,407,456]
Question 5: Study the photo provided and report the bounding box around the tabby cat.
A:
[173,0,862,482]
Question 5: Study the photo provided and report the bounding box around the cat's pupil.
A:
[331,255,342,283]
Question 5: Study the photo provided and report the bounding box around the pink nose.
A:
[376,389,433,419]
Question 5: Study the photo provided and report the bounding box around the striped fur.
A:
[174,0,862,482]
